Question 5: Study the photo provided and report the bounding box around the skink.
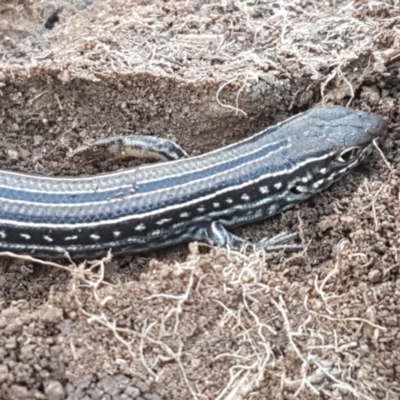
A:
[0,106,386,259]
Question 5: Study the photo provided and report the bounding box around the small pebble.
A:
[368,269,381,283]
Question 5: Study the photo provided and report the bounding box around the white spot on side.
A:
[135,223,146,231]
[312,179,325,189]
[268,204,277,215]
[20,233,31,240]
[241,193,250,201]
[328,173,336,181]
[43,235,53,243]
[213,202,220,208]
[65,235,78,241]
[320,167,327,174]
[113,231,121,237]
[180,212,190,218]
[90,234,101,241]
[156,218,172,225]
[225,198,233,204]
[0,230,6,239]
[302,173,312,183]
[197,206,205,213]
[292,185,306,194]
[151,229,161,237]
[274,182,282,190]
[259,186,269,194]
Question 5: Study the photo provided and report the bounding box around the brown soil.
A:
[0,1,400,399]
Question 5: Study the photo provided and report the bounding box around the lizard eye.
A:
[337,146,362,163]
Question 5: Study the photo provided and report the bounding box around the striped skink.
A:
[0,106,385,259]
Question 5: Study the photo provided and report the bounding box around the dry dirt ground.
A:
[0,0,400,399]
